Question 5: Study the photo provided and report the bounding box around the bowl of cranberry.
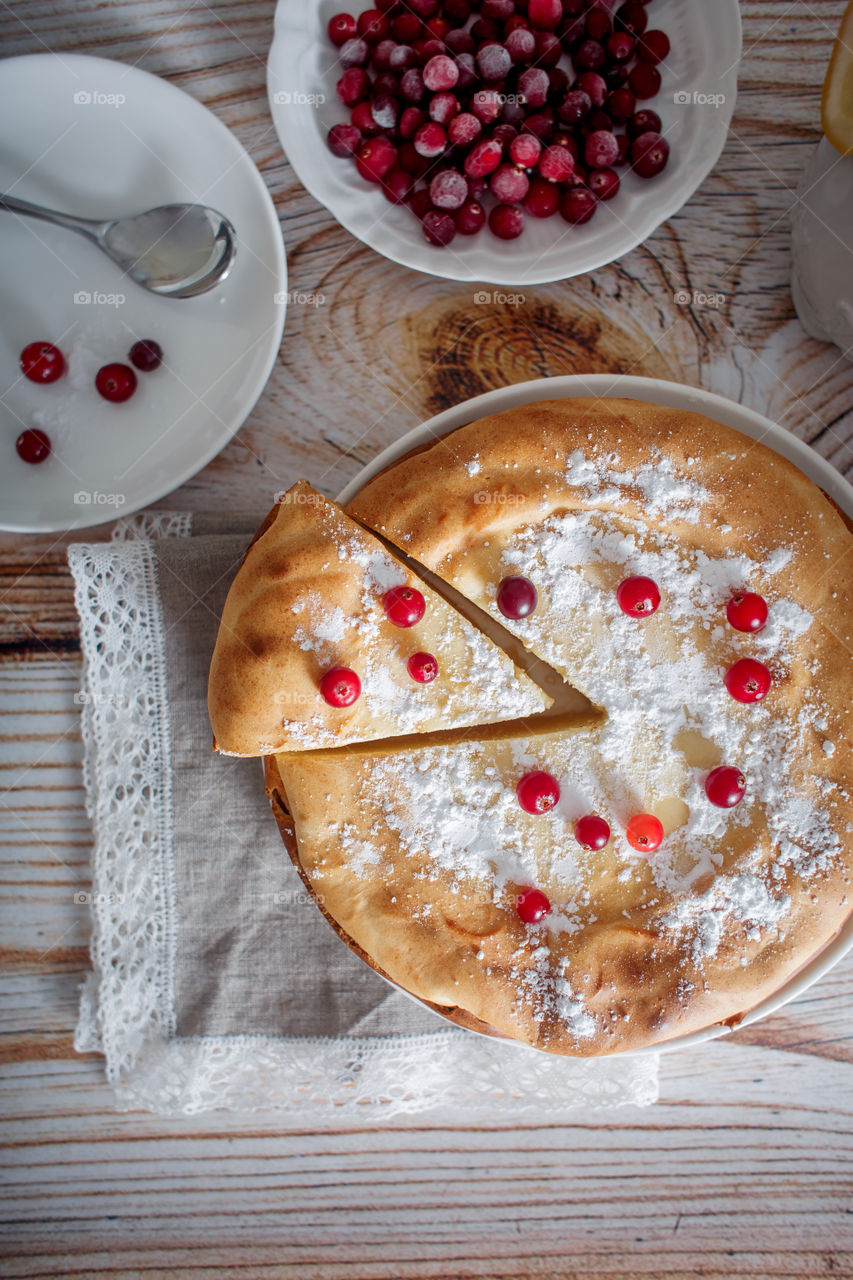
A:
[268,0,741,284]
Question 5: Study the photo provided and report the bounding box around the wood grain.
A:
[1,0,852,1276]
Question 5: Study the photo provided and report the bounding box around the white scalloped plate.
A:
[268,0,741,284]
[338,375,853,1057]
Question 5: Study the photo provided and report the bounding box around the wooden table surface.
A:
[1,1,852,1277]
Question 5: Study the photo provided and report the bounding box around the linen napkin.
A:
[69,508,660,1118]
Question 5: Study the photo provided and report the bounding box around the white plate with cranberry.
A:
[268,0,741,283]
[337,373,853,1054]
[0,54,286,533]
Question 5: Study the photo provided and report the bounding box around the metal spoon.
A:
[0,195,236,298]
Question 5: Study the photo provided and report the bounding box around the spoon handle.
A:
[0,194,104,243]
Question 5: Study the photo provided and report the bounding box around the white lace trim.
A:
[69,523,660,1118]
[111,510,194,541]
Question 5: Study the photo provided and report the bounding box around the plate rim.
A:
[0,51,287,534]
[336,374,853,1057]
[267,0,743,285]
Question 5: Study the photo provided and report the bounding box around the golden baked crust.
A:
[207,480,549,755]
[275,396,853,1054]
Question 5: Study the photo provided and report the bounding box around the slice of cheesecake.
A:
[208,480,551,756]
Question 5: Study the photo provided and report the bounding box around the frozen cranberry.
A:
[584,128,619,168]
[506,26,536,62]
[410,186,433,217]
[422,209,457,245]
[129,339,163,372]
[629,61,661,99]
[482,0,513,17]
[371,92,399,129]
[727,592,768,633]
[445,0,470,23]
[470,88,504,123]
[456,198,486,233]
[372,39,396,70]
[388,44,417,70]
[382,167,412,203]
[606,87,635,122]
[517,66,550,109]
[516,887,551,923]
[574,814,611,850]
[455,51,477,89]
[538,143,574,182]
[383,584,426,627]
[409,0,439,17]
[524,177,559,216]
[517,770,560,814]
[408,651,438,683]
[491,164,530,203]
[464,136,503,176]
[336,67,369,107]
[626,814,663,853]
[615,2,648,35]
[392,12,422,41]
[558,89,592,124]
[356,136,397,181]
[423,53,458,90]
[470,15,500,41]
[638,29,671,64]
[20,341,65,383]
[613,133,631,165]
[400,68,426,102]
[429,91,460,124]
[413,121,447,156]
[477,41,512,80]
[588,166,619,199]
[489,202,525,239]
[328,122,361,157]
[425,14,451,40]
[430,168,469,208]
[492,122,518,147]
[574,71,607,108]
[497,575,537,619]
[607,30,635,61]
[616,575,660,617]
[446,27,474,53]
[724,658,772,704]
[559,186,597,223]
[522,111,554,141]
[631,130,669,177]
[446,111,480,146]
[417,37,445,62]
[95,363,137,403]
[328,12,357,45]
[339,36,370,67]
[351,101,381,136]
[372,71,399,96]
[15,427,51,464]
[399,105,425,138]
[627,108,661,138]
[398,140,429,174]
[548,67,569,98]
[705,766,747,809]
[573,38,606,73]
[358,8,389,42]
[534,31,562,67]
[606,63,630,90]
[528,0,561,29]
[510,132,542,168]
[320,667,361,707]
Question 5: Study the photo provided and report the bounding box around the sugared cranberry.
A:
[574,814,611,850]
[628,61,661,100]
[573,38,606,73]
[383,585,426,627]
[616,575,660,617]
[528,0,561,30]
[319,666,361,707]
[625,813,664,853]
[588,167,620,199]
[517,770,560,814]
[491,164,530,203]
[538,144,574,182]
[559,186,597,223]
[510,133,542,168]
[430,168,469,208]
[516,887,552,923]
[631,131,669,178]
[724,658,772,704]
[727,592,768,633]
[497,574,537,618]
[464,137,503,177]
[356,136,397,181]
[489,203,525,239]
[328,12,357,45]
[422,209,457,245]
[524,177,559,216]
[638,29,671,65]
[584,129,619,169]
[95,363,137,403]
[705,766,747,808]
[15,427,51,464]
[20,342,65,384]
[414,121,447,157]
[448,111,481,145]
[408,651,438,682]
[615,3,648,35]
[456,198,486,233]
[627,108,662,139]
[328,122,363,157]
[423,53,459,90]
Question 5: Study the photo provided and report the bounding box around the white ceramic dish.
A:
[268,0,741,285]
[0,54,287,533]
[338,375,853,1056]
